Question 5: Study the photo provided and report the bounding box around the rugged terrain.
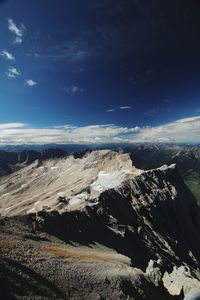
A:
[2,143,200,205]
[0,150,200,299]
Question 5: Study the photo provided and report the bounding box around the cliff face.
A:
[0,150,200,299]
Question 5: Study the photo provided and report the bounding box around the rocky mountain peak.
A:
[0,149,200,299]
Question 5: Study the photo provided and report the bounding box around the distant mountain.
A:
[0,148,67,176]
[0,144,89,153]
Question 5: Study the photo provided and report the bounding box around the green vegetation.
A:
[184,172,200,206]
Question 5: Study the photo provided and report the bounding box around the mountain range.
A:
[1,144,200,204]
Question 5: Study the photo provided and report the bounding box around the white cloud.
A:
[25,79,37,87]
[14,37,23,45]
[1,116,200,144]
[8,18,23,37]
[119,106,132,110]
[38,39,89,63]
[0,50,15,60]
[106,109,116,112]
[7,18,26,44]
[144,107,170,117]
[106,106,132,112]
[64,85,83,96]
[5,67,21,79]
[0,123,139,144]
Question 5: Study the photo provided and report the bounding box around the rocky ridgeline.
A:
[0,150,200,299]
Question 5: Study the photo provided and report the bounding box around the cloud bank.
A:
[133,116,200,143]
[0,116,200,144]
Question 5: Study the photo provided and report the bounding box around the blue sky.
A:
[0,0,200,144]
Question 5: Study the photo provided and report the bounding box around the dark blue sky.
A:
[1,0,200,144]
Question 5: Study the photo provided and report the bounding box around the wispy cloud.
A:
[129,77,137,85]
[106,106,132,112]
[36,39,90,64]
[1,116,200,144]
[25,79,37,87]
[106,109,116,112]
[64,85,83,96]
[5,67,21,79]
[73,66,86,74]
[119,106,132,110]
[14,37,23,44]
[0,50,15,60]
[7,18,26,44]
[144,107,170,117]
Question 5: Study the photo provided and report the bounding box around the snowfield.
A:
[91,170,134,192]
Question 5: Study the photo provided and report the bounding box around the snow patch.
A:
[90,170,129,192]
